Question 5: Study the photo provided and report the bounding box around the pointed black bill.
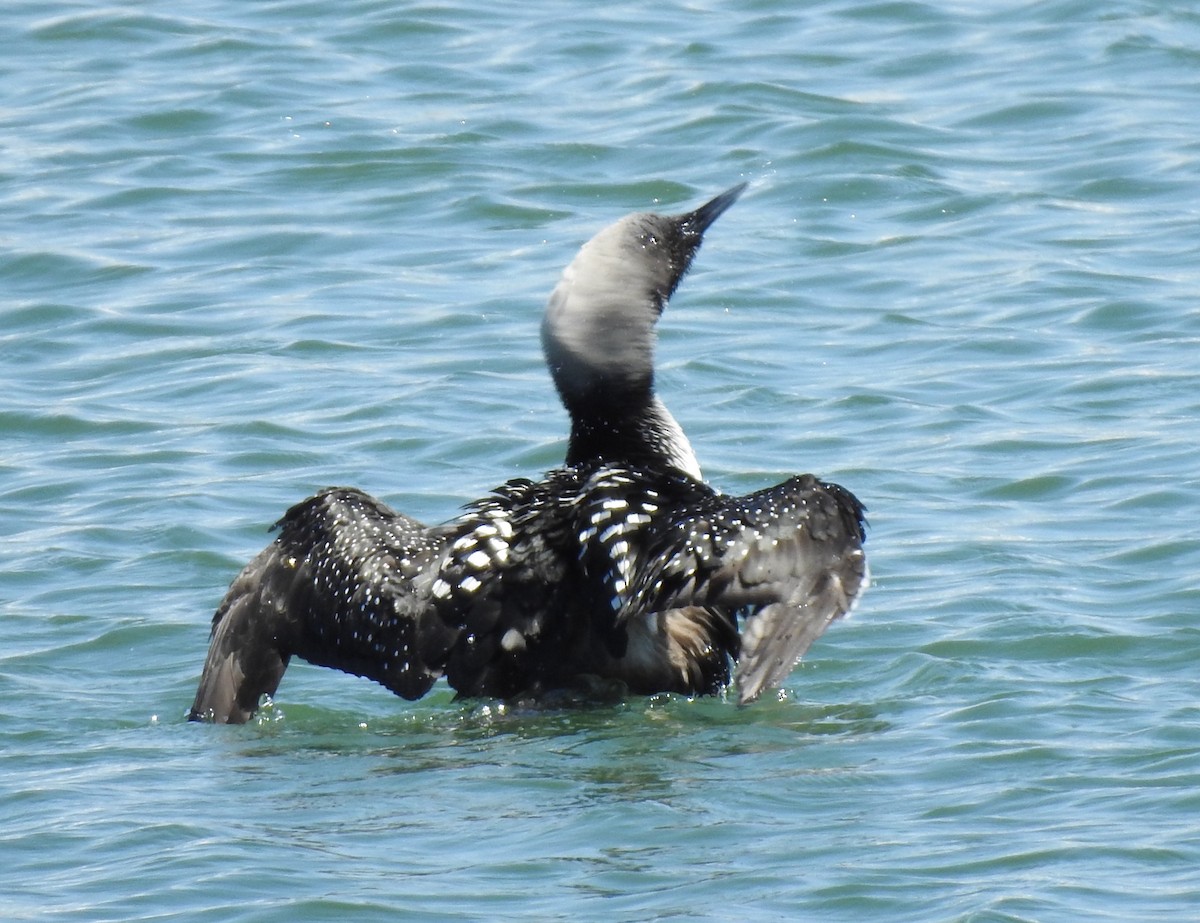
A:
[682,182,748,235]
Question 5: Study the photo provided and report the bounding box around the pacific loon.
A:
[188,185,868,724]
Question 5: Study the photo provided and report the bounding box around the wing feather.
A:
[577,469,867,704]
[188,488,450,722]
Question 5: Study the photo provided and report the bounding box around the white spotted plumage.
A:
[189,185,868,724]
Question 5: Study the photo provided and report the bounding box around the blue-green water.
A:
[3,1,1199,919]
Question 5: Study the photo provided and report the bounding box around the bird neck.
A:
[563,390,701,480]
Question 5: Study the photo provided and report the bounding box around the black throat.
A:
[562,388,686,473]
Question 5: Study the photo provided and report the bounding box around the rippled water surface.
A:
[3,1,1199,920]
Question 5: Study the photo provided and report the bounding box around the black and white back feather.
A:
[189,462,866,721]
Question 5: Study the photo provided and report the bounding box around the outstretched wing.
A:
[723,479,867,704]
[584,470,868,705]
[188,488,452,723]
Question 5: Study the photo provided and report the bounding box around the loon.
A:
[188,186,868,724]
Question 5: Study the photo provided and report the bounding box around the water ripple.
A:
[2,0,1199,920]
